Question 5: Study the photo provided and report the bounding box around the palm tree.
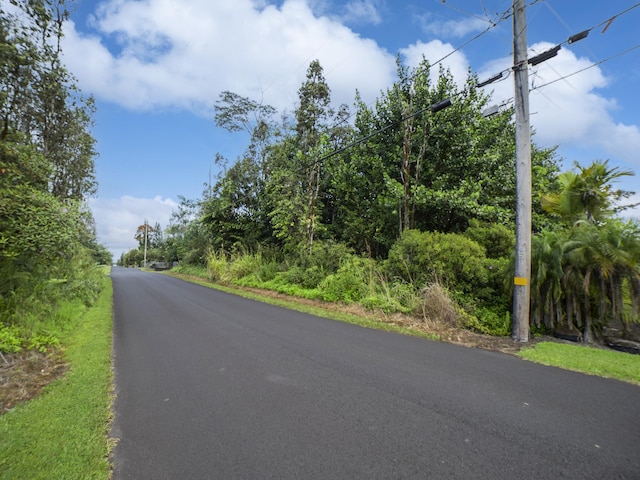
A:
[531,161,640,342]
[541,160,635,226]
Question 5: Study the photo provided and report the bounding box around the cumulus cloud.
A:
[399,39,469,88]
[89,195,178,258]
[477,42,640,172]
[61,0,396,114]
[342,0,382,25]
[420,15,490,38]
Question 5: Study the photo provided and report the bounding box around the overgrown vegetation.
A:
[121,57,639,344]
[0,0,110,354]
[0,271,113,479]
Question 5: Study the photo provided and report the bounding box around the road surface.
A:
[111,267,640,479]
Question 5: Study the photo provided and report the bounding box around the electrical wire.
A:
[329,2,515,133]
[529,43,640,93]
[303,2,640,162]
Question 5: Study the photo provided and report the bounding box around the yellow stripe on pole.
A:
[514,277,528,286]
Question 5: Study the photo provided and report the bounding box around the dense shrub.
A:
[0,324,22,353]
[467,306,511,336]
[295,240,354,273]
[464,220,515,259]
[319,257,369,303]
[385,229,488,293]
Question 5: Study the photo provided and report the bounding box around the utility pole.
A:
[512,0,531,342]
[143,219,148,268]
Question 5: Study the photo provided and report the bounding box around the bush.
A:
[385,229,488,293]
[318,257,368,303]
[279,265,327,289]
[360,295,410,314]
[296,240,354,273]
[467,306,511,336]
[464,220,515,259]
[0,324,22,353]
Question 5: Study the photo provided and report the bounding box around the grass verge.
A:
[167,270,640,386]
[518,342,640,385]
[164,271,439,341]
[0,271,114,480]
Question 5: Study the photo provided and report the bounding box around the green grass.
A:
[166,270,640,385]
[518,342,640,385]
[0,271,114,480]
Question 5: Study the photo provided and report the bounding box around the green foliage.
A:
[278,265,324,289]
[359,280,418,315]
[467,307,511,336]
[0,324,22,353]
[166,196,210,265]
[170,263,209,278]
[541,160,635,225]
[27,334,60,353]
[0,2,102,352]
[530,161,640,342]
[90,242,113,265]
[195,57,561,265]
[0,274,114,479]
[297,240,354,272]
[318,257,369,303]
[464,220,515,259]
[385,229,488,293]
[207,250,228,282]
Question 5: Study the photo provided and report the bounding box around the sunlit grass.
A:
[518,342,640,385]
[0,272,114,479]
[164,270,439,341]
[165,269,640,385]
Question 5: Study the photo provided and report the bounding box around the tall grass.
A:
[199,248,472,326]
[0,251,105,354]
[175,243,510,336]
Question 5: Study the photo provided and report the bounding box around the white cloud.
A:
[619,191,640,221]
[420,15,489,38]
[478,42,640,173]
[61,0,396,114]
[399,39,469,89]
[89,195,178,258]
[342,0,382,25]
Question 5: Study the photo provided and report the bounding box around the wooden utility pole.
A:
[143,219,148,268]
[512,0,531,342]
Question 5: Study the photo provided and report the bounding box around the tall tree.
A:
[1,0,101,322]
[294,60,332,248]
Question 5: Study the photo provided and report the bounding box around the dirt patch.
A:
[0,349,68,415]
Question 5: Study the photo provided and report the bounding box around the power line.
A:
[529,43,640,92]
[477,2,640,93]
[297,2,640,163]
[484,42,640,112]
[328,2,515,134]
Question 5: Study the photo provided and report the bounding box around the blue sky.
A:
[53,0,640,257]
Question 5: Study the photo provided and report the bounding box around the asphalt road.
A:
[111,267,640,479]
